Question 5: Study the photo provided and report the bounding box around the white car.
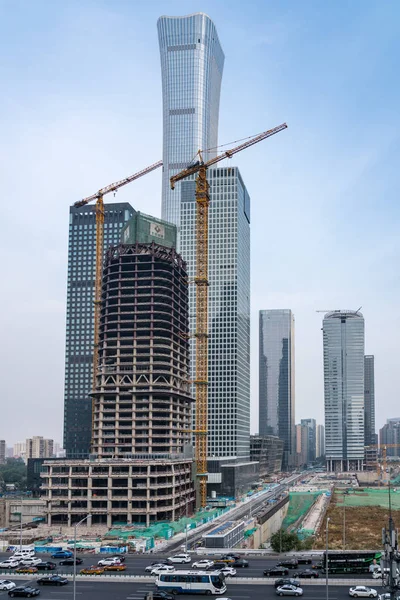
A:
[220,566,237,577]
[97,558,122,567]
[19,557,42,566]
[167,554,191,564]
[0,560,20,569]
[13,551,35,559]
[349,586,378,598]
[192,560,215,569]
[151,565,175,576]
[145,563,166,573]
[0,581,16,591]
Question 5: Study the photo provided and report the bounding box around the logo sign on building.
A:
[150,222,165,239]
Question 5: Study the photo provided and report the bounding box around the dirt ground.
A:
[313,503,400,550]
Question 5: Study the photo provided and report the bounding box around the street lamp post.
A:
[326,517,330,600]
[19,498,23,551]
[343,505,346,550]
[73,515,91,600]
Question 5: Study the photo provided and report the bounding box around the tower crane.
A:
[74,159,162,443]
[170,123,288,507]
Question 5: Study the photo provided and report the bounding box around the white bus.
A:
[156,570,227,595]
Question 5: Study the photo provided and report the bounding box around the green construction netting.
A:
[335,488,400,509]
[104,507,232,541]
[282,492,322,530]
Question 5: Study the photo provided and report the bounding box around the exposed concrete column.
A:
[146,464,151,526]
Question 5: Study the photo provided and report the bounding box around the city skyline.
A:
[1,1,399,442]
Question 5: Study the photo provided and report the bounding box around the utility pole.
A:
[343,504,346,550]
[381,484,399,600]
[326,517,330,600]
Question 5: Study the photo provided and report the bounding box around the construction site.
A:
[39,124,289,532]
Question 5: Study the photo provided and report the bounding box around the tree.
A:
[0,458,27,491]
[270,529,314,552]
[270,529,301,553]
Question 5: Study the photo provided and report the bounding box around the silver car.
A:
[349,587,378,598]
[276,585,304,596]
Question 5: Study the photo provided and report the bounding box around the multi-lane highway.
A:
[0,580,383,600]
[0,552,380,583]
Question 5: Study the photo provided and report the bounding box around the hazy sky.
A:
[1,0,400,446]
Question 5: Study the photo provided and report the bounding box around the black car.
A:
[36,562,57,571]
[264,567,290,577]
[8,587,40,598]
[233,559,249,568]
[297,557,312,565]
[277,559,298,569]
[298,569,319,578]
[59,558,83,566]
[226,553,242,561]
[37,576,68,587]
[143,593,173,600]
[274,578,301,589]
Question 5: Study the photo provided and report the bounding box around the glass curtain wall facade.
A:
[259,310,295,465]
[64,203,134,458]
[180,167,251,459]
[364,355,376,446]
[300,418,316,463]
[157,13,224,227]
[323,310,365,471]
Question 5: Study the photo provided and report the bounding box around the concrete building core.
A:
[42,239,195,526]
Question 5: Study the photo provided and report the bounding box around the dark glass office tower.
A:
[364,355,376,446]
[64,202,134,458]
[259,309,295,465]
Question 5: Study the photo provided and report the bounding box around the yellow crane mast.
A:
[170,123,288,507]
[74,159,163,443]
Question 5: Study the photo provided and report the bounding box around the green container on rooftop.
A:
[121,210,177,249]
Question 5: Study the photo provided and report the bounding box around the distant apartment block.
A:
[26,437,54,459]
[0,441,6,464]
[13,442,26,459]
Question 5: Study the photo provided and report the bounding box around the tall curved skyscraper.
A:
[157,13,225,226]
